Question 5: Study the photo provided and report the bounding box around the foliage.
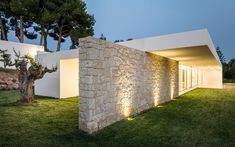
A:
[216,46,226,64]
[224,59,235,79]
[46,0,95,51]
[0,88,235,146]
[0,0,38,42]
[0,0,10,40]
[216,46,235,80]
[99,34,106,40]
[0,0,95,50]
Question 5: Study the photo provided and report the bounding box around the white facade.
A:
[0,40,44,68]
[35,49,79,98]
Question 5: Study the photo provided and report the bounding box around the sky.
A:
[7,0,235,61]
[85,0,235,62]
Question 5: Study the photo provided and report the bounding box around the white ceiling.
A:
[151,45,221,69]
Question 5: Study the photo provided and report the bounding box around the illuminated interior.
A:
[60,58,79,98]
[179,64,203,92]
[152,45,223,92]
[119,29,223,94]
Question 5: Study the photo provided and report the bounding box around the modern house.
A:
[118,29,223,93]
[0,29,222,134]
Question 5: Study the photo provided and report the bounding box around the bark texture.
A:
[56,20,64,51]
[39,25,44,46]
[0,17,7,41]
[19,16,24,43]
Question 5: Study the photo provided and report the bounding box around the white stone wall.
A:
[79,37,179,134]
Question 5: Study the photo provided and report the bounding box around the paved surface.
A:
[224,83,235,89]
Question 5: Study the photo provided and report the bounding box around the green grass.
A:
[0,89,235,146]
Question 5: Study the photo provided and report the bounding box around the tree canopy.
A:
[0,0,95,51]
[216,46,226,64]
[216,46,235,80]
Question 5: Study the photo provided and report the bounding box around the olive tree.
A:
[0,49,57,103]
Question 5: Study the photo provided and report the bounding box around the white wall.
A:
[0,40,44,68]
[201,68,223,89]
[60,59,79,98]
[35,49,79,98]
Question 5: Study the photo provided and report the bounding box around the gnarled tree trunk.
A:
[18,62,34,103]
[19,77,34,103]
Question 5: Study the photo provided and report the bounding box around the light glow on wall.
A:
[170,86,174,99]
[154,98,160,107]
[127,117,134,121]
[123,104,131,117]
[60,58,79,98]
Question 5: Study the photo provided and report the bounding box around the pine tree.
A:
[0,0,11,41]
[216,46,226,64]
[48,0,95,51]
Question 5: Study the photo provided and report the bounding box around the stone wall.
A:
[0,71,19,90]
[79,37,179,134]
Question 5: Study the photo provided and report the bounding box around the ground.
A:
[0,88,235,146]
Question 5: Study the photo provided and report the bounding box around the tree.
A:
[228,59,235,79]
[32,0,59,51]
[0,49,57,103]
[0,15,8,41]
[216,46,226,64]
[9,0,37,43]
[69,12,95,48]
[48,0,95,51]
[0,0,38,43]
[99,34,106,40]
[0,0,11,41]
[0,0,95,51]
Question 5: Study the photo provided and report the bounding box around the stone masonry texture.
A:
[79,37,179,134]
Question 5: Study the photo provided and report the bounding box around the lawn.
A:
[0,88,235,146]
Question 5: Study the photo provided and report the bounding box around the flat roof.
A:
[118,29,222,69]
[37,49,79,60]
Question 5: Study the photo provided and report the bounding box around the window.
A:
[179,64,202,92]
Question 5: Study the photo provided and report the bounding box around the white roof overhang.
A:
[118,29,222,70]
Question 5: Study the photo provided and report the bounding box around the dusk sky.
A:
[8,0,235,61]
